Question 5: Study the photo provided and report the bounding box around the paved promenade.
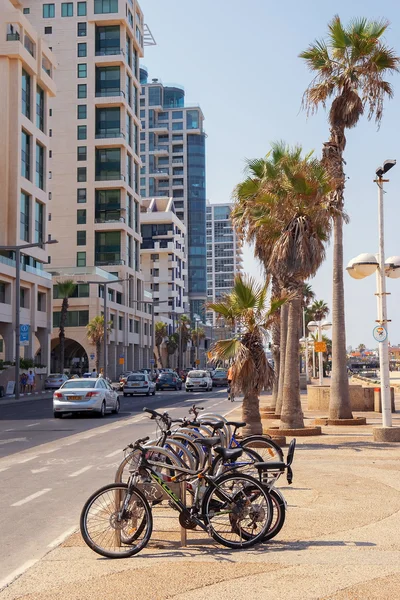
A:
[1,391,400,600]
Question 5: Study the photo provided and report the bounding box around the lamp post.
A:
[346,158,400,432]
[194,314,201,367]
[307,320,332,386]
[0,240,58,399]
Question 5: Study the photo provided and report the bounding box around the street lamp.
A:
[307,320,332,386]
[194,314,201,367]
[0,239,58,399]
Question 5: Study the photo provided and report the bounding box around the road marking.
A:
[68,465,92,478]
[0,559,39,591]
[12,488,51,507]
[40,447,58,454]
[19,455,38,464]
[0,466,10,473]
[31,467,48,474]
[64,439,80,446]
[105,449,122,458]
[26,422,40,428]
[0,437,28,446]
[47,526,77,549]
[5,428,15,432]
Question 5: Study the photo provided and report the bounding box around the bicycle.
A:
[80,436,275,558]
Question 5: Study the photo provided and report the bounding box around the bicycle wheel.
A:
[240,435,284,462]
[263,488,286,541]
[202,473,273,549]
[210,447,263,478]
[80,483,153,558]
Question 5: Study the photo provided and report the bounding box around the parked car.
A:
[185,370,213,392]
[45,374,69,390]
[123,373,156,396]
[212,369,228,387]
[156,372,182,391]
[53,378,120,418]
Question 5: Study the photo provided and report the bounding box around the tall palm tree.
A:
[165,333,178,368]
[57,279,76,373]
[208,275,282,435]
[177,315,191,369]
[191,327,205,366]
[86,315,111,375]
[310,299,329,323]
[300,16,400,420]
[155,321,167,368]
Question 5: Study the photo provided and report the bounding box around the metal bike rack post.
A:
[180,481,187,547]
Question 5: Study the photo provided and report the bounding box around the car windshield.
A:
[188,371,206,379]
[61,380,95,389]
[48,374,63,379]
[127,374,145,382]
[213,371,226,377]
[160,374,173,380]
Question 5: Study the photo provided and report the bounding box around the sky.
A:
[141,0,400,349]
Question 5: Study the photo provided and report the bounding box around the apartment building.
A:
[139,67,207,321]
[0,0,56,367]
[206,201,243,328]
[24,0,153,377]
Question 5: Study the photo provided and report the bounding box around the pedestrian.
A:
[27,370,35,393]
[90,368,97,378]
[20,372,27,393]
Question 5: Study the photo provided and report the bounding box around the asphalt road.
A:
[0,388,236,589]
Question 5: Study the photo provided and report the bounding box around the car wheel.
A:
[146,391,150,396]
[98,401,106,418]
[152,390,156,396]
[111,399,120,414]
[123,393,127,397]
[54,412,62,418]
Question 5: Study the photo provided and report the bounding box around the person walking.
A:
[20,372,28,394]
[27,370,35,393]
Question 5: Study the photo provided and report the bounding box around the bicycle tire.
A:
[263,488,286,541]
[201,472,273,549]
[240,435,284,462]
[210,447,263,478]
[80,483,153,558]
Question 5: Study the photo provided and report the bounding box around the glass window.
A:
[95,25,120,55]
[23,8,30,14]
[20,192,30,242]
[77,167,87,182]
[77,2,87,16]
[77,84,87,98]
[77,209,86,224]
[77,63,87,78]
[76,251,86,267]
[172,111,183,119]
[118,316,123,330]
[94,0,118,14]
[77,125,87,139]
[22,70,31,120]
[95,231,121,265]
[77,42,87,57]
[77,104,87,119]
[172,134,183,141]
[172,122,183,130]
[95,189,121,222]
[95,66,120,96]
[77,189,86,203]
[77,146,87,161]
[0,282,7,304]
[21,130,31,180]
[77,22,87,36]
[148,87,161,106]
[95,148,121,181]
[61,3,73,17]
[36,143,45,190]
[34,201,44,243]
[43,3,55,18]
[187,110,200,129]
[44,26,52,34]
[95,106,120,137]
[36,86,45,131]
[77,231,86,245]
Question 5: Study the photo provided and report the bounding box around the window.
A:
[20,288,28,308]
[118,316,123,330]
[77,125,87,139]
[77,84,87,98]
[77,22,87,36]
[95,231,121,265]
[23,8,30,14]
[94,0,118,14]
[77,231,86,246]
[43,4,55,18]
[77,1,87,16]
[77,63,87,78]
[34,201,44,243]
[77,209,86,224]
[0,282,7,304]
[77,42,87,57]
[77,189,86,203]
[21,70,31,119]
[77,167,87,182]
[77,146,87,161]
[77,104,87,119]
[21,130,31,180]
[95,148,121,181]
[95,65,120,97]
[172,134,183,141]
[129,318,133,333]
[44,26,52,34]
[36,143,44,189]
[20,192,30,242]
[53,310,89,328]
[54,283,89,299]
[187,110,199,129]
[37,292,46,311]
[95,106,120,137]
[61,3,73,17]
[134,320,139,334]
[173,178,183,186]
[76,252,86,267]
[172,122,183,131]
[172,111,183,119]
[36,86,45,131]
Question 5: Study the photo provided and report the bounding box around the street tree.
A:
[155,321,167,368]
[86,315,111,375]
[57,279,76,373]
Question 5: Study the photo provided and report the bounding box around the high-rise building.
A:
[139,68,207,320]
[0,0,56,367]
[206,201,243,328]
[24,0,153,377]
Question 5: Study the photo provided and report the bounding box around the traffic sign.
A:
[373,325,387,343]
[314,341,327,353]
[195,359,200,365]
[149,358,155,364]
[119,358,124,365]
[20,324,30,347]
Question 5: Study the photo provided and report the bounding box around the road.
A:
[0,388,236,589]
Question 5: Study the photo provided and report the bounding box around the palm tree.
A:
[191,327,205,366]
[165,333,178,368]
[310,299,329,323]
[208,275,281,435]
[177,315,191,369]
[86,315,111,375]
[155,321,167,368]
[300,16,400,420]
[57,279,76,373]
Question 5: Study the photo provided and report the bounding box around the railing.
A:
[95,172,125,181]
[151,168,169,175]
[7,32,20,41]
[95,130,125,139]
[95,48,125,56]
[151,146,169,152]
[95,259,125,266]
[0,255,52,280]
[95,90,125,98]
[95,217,125,223]
[172,158,184,164]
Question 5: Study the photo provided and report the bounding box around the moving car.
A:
[123,373,156,396]
[185,370,213,392]
[211,369,228,387]
[45,374,69,390]
[53,378,120,418]
[156,373,182,391]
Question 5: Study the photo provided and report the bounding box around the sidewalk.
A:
[0,391,53,406]
[1,390,400,600]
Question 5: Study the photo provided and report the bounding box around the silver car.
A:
[45,373,69,390]
[53,378,120,418]
[123,373,156,396]
[185,370,213,392]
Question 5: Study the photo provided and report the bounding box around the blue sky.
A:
[141,0,400,348]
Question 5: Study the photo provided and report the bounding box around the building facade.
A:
[139,68,207,320]
[206,201,243,328]
[24,0,153,377]
[0,0,56,367]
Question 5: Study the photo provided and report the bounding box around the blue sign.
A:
[20,324,30,347]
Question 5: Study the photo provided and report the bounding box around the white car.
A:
[45,373,69,390]
[185,370,213,392]
[123,372,156,396]
[53,378,120,418]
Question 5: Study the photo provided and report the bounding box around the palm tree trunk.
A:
[276,302,288,415]
[156,345,164,368]
[270,277,281,410]
[280,295,304,429]
[242,391,263,436]
[96,341,101,375]
[59,298,68,373]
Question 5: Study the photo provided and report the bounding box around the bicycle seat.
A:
[253,461,286,472]
[201,420,224,430]
[193,437,221,447]
[226,421,246,428]
[214,447,243,461]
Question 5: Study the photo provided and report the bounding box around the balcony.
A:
[95,172,125,181]
[95,259,125,266]
[150,168,170,177]
[150,146,169,155]
[95,130,125,139]
[0,255,52,280]
[95,89,125,98]
[95,47,125,57]
[95,216,125,224]
[172,158,184,165]
[7,32,20,41]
